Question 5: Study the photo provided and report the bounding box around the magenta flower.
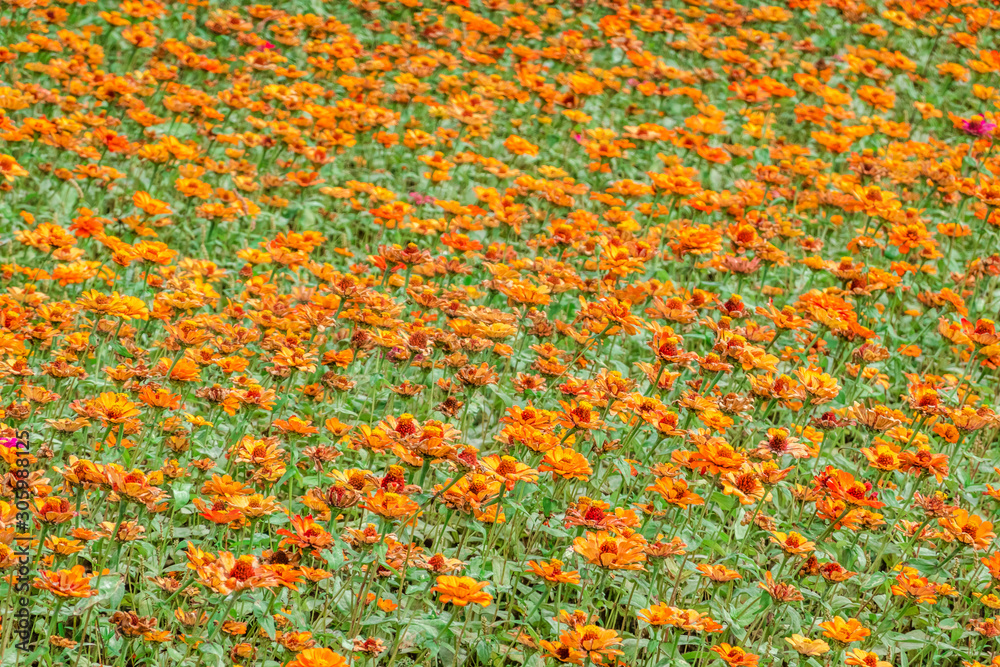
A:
[961,115,997,138]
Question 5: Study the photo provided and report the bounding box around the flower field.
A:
[3,0,1000,666]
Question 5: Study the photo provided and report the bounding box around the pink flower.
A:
[961,115,997,138]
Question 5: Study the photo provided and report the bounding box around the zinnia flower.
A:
[430,576,493,607]
[817,616,870,643]
[960,115,997,138]
[33,565,97,598]
[573,530,647,570]
[286,648,349,667]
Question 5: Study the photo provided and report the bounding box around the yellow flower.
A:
[784,634,830,656]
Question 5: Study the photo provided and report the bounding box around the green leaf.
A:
[613,456,632,480]
[198,641,225,667]
[322,538,347,570]
[172,484,191,510]
[254,598,277,640]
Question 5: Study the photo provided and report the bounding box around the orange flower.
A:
[817,616,870,643]
[504,135,539,157]
[784,634,830,656]
[558,401,606,430]
[526,559,581,586]
[758,572,804,602]
[696,564,741,582]
[857,85,895,110]
[981,552,1000,580]
[133,190,172,215]
[638,604,723,632]
[430,576,493,607]
[0,154,29,181]
[939,509,995,551]
[860,443,901,472]
[678,436,747,475]
[770,531,815,555]
[752,428,813,460]
[480,454,539,490]
[560,625,623,665]
[793,367,840,404]
[190,550,279,595]
[720,468,766,505]
[814,467,885,509]
[539,640,586,664]
[844,649,892,667]
[86,392,142,424]
[276,515,333,554]
[669,223,723,257]
[647,476,704,507]
[539,446,593,481]
[711,643,759,667]
[573,530,647,570]
[361,490,421,523]
[898,446,949,482]
[33,565,97,598]
[890,567,938,604]
[286,648,349,667]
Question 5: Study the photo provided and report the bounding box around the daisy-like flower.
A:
[33,565,97,598]
[960,115,997,138]
[784,634,830,656]
[711,643,759,667]
[430,576,493,607]
[557,400,605,430]
[539,446,593,480]
[696,563,742,582]
[813,466,885,509]
[939,509,996,551]
[770,531,816,554]
[276,515,334,554]
[720,467,766,505]
[560,625,624,665]
[526,559,581,586]
[192,551,279,595]
[845,649,892,667]
[286,648,349,667]
[480,454,538,490]
[86,392,141,425]
[817,616,870,644]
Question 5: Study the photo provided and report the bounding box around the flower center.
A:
[395,419,417,436]
[230,561,254,581]
[495,458,517,476]
[735,474,757,493]
[598,541,618,555]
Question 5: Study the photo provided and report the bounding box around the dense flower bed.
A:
[2,1,1000,667]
